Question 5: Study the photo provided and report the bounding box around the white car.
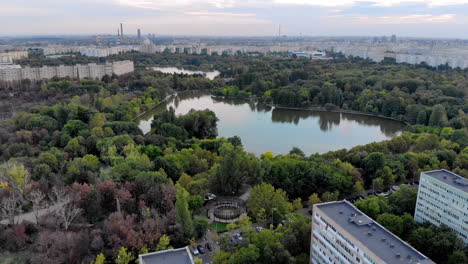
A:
[192,247,199,256]
[256,227,263,232]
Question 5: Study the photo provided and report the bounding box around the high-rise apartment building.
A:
[0,60,134,82]
[311,201,434,264]
[414,170,468,244]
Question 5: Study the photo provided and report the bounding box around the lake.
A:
[137,91,406,155]
[152,67,220,80]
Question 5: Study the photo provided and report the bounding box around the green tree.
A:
[428,104,448,127]
[193,217,209,238]
[308,193,321,208]
[388,185,417,215]
[292,198,303,211]
[229,244,260,264]
[355,196,391,219]
[247,183,292,225]
[377,213,403,236]
[175,185,193,239]
[156,235,171,251]
[364,152,385,175]
[93,253,106,264]
[289,147,305,157]
[211,143,247,195]
[115,247,134,264]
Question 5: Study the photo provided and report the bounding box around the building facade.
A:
[311,201,434,264]
[414,170,468,244]
[0,60,134,82]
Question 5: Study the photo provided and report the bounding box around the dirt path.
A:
[0,202,64,225]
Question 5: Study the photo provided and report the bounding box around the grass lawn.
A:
[209,222,228,233]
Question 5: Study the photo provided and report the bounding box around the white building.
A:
[414,170,468,244]
[0,60,134,82]
[311,201,434,264]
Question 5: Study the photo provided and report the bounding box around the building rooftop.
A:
[423,169,468,192]
[139,247,194,264]
[316,201,435,264]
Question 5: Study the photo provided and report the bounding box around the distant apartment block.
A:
[40,45,137,57]
[311,201,434,264]
[0,60,134,82]
[0,51,28,64]
[414,170,468,244]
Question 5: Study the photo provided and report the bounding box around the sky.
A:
[2,0,468,38]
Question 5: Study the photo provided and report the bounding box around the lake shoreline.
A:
[263,103,410,125]
[136,90,406,154]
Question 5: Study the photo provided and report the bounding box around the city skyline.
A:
[3,0,468,38]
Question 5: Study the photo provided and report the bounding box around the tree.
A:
[247,183,292,225]
[211,143,247,195]
[0,193,23,225]
[289,147,305,157]
[308,193,321,208]
[229,244,260,264]
[447,251,468,264]
[292,198,303,211]
[193,217,209,238]
[355,196,391,219]
[352,182,365,197]
[51,187,82,231]
[27,190,47,224]
[377,213,403,236]
[156,234,171,251]
[175,185,193,239]
[116,247,135,264]
[364,152,385,175]
[388,185,417,215]
[93,253,106,264]
[0,161,30,194]
[428,104,448,127]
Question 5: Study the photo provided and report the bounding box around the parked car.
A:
[256,226,263,232]
[391,185,400,191]
[197,245,205,254]
[234,234,243,240]
[206,243,214,251]
[192,247,199,255]
[230,237,237,243]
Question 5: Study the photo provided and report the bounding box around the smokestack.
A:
[120,23,124,39]
[117,28,120,37]
[137,29,141,39]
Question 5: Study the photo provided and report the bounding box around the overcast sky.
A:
[2,0,468,38]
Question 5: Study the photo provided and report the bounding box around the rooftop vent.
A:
[407,254,412,259]
[396,253,400,258]
[390,244,395,248]
[339,211,343,214]
[372,227,377,231]
[443,176,447,179]
[367,232,372,236]
[381,237,386,242]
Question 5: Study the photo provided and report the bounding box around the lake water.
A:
[152,67,220,80]
[137,91,406,155]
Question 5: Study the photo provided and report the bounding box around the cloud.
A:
[115,0,237,10]
[273,0,468,7]
[328,13,462,24]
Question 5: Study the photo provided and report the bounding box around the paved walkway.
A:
[0,202,64,225]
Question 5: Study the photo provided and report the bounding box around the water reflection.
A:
[270,108,402,137]
[152,67,220,80]
[137,90,406,155]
